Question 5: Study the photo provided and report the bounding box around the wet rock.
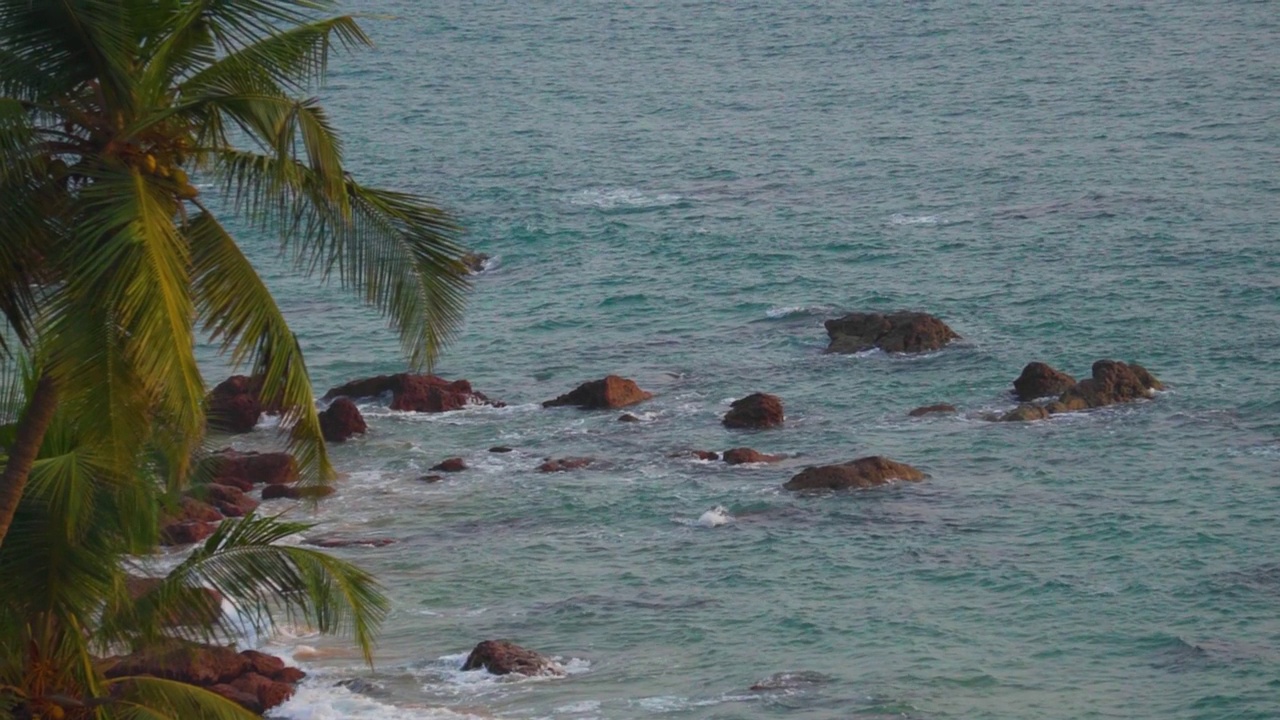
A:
[322,373,501,412]
[460,252,490,274]
[240,650,285,678]
[722,447,783,464]
[824,311,960,354]
[157,498,223,546]
[999,403,1051,422]
[909,403,957,417]
[461,640,565,677]
[199,483,259,518]
[261,484,334,501]
[618,413,642,422]
[431,457,468,473]
[722,392,784,429]
[319,397,367,442]
[212,476,253,492]
[1058,359,1163,410]
[163,496,224,524]
[159,521,218,546]
[275,666,307,684]
[669,450,719,461]
[230,671,295,711]
[1013,362,1076,401]
[205,450,298,486]
[489,446,514,453]
[538,457,594,473]
[209,683,262,713]
[542,375,653,410]
[783,456,926,491]
[104,642,251,686]
[207,375,261,433]
[335,678,388,698]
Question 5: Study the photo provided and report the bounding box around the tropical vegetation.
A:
[0,0,469,717]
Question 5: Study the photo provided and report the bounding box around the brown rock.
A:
[231,671,295,711]
[159,521,218,546]
[274,666,307,684]
[460,252,490,274]
[431,457,467,472]
[163,496,224,524]
[212,476,253,492]
[542,375,653,410]
[261,484,335,501]
[824,311,960,354]
[461,640,565,677]
[1013,362,1076,401]
[207,375,262,434]
[1057,359,1163,411]
[240,650,285,679]
[618,413,642,422]
[209,683,263,713]
[908,403,957,417]
[538,457,594,473]
[693,450,719,461]
[322,374,501,412]
[999,403,1051,422]
[783,456,927,491]
[205,450,298,486]
[105,642,252,686]
[722,393,784,429]
[319,397,367,442]
[200,484,259,518]
[722,447,783,464]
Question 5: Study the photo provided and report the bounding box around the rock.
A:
[722,393,784,429]
[824,311,960,354]
[693,450,719,461]
[618,413,642,422]
[908,403,957,417]
[1000,403,1051,422]
[207,375,261,433]
[305,537,396,549]
[319,397,367,442]
[105,642,252,686]
[489,446,514,453]
[211,476,253,492]
[230,671,295,711]
[431,457,467,472]
[322,373,501,412]
[542,375,653,410]
[748,670,831,692]
[262,484,335,500]
[124,576,223,627]
[1058,359,1163,410]
[240,650,285,679]
[460,252,490,274]
[783,456,927,491]
[461,640,565,677]
[722,447,783,464]
[209,683,263,713]
[159,521,218,546]
[163,496,224,524]
[199,483,259,518]
[205,450,298,486]
[417,475,443,483]
[275,666,307,684]
[1012,362,1076,401]
[538,457,593,473]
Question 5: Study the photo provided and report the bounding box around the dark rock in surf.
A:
[431,457,467,473]
[198,483,259,518]
[722,447,783,465]
[783,456,926,491]
[322,373,502,412]
[319,397,367,442]
[908,403,957,417]
[538,457,594,473]
[207,375,261,433]
[261,484,334,501]
[542,375,653,410]
[204,450,298,486]
[460,252,490,274]
[461,640,565,677]
[618,412,642,422]
[1012,362,1076,401]
[824,311,959,354]
[489,446,514,453]
[722,393,784,429]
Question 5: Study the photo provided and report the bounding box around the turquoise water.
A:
[222,2,1280,718]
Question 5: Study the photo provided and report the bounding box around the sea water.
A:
[205,2,1280,718]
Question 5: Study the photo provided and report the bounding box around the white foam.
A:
[266,682,482,720]
[697,506,732,528]
[566,188,683,210]
[763,305,834,319]
[889,213,940,225]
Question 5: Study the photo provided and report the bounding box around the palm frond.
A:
[187,208,331,485]
[105,675,262,720]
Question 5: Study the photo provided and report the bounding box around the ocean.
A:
[212,1,1280,718]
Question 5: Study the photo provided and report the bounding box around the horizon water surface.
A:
[201,2,1278,718]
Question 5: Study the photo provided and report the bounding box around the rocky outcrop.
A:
[204,450,298,486]
[159,497,224,547]
[201,483,259,518]
[908,403,957,417]
[322,373,501,412]
[999,360,1165,422]
[538,457,594,473]
[160,521,218,546]
[824,311,959,354]
[104,643,304,714]
[431,457,467,472]
[722,447,783,465]
[262,484,335,501]
[1012,362,1076,401]
[461,640,564,677]
[207,375,262,434]
[542,375,653,410]
[783,456,926,491]
[319,397,367,442]
[722,393,784,429]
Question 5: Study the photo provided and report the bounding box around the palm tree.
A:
[0,364,388,719]
[0,0,470,548]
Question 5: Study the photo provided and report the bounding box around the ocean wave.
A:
[566,187,685,210]
[763,304,836,320]
[888,213,941,226]
[267,681,482,720]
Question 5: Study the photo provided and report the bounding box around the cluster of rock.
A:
[824,311,960,354]
[323,373,502,413]
[103,642,305,714]
[998,359,1164,422]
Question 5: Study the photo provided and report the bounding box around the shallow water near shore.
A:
[202,2,1278,718]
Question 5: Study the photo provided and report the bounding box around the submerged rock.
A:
[722,447,783,465]
[538,457,594,473]
[542,375,653,410]
[824,311,959,354]
[322,373,501,412]
[461,640,565,677]
[431,457,467,473]
[783,456,926,491]
[460,252,490,274]
[319,397,367,442]
[999,360,1165,422]
[489,446,514,453]
[908,403,957,417]
[618,412,642,422]
[1012,362,1076,401]
[722,393,784,429]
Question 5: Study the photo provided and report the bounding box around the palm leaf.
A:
[105,675,262,720]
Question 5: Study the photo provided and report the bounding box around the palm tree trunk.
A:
[0,372,57,550]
